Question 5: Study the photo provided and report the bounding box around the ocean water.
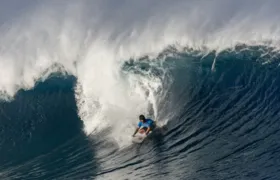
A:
[1,1,280,179]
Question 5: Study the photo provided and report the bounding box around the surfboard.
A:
[132,132,147,143]
[132,129,155,143]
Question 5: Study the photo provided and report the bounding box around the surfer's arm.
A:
[145,127,151,135]
[132,127,139,137]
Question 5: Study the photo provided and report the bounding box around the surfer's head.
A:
[139,115,146,122]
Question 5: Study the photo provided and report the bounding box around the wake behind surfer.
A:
[132,115,155,137]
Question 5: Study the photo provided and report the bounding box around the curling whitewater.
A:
[0,47,280,179]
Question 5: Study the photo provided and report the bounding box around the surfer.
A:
[132,115,155,137]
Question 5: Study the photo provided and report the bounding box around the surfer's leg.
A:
[151,122,156,131]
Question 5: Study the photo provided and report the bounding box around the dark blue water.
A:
[1,46,280,180]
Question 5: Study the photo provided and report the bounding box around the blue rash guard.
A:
[138,119,154,128]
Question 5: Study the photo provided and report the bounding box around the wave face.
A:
[1,0,280,179]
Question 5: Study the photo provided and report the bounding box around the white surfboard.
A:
[132,130,154,143]
[132,132,147,143]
